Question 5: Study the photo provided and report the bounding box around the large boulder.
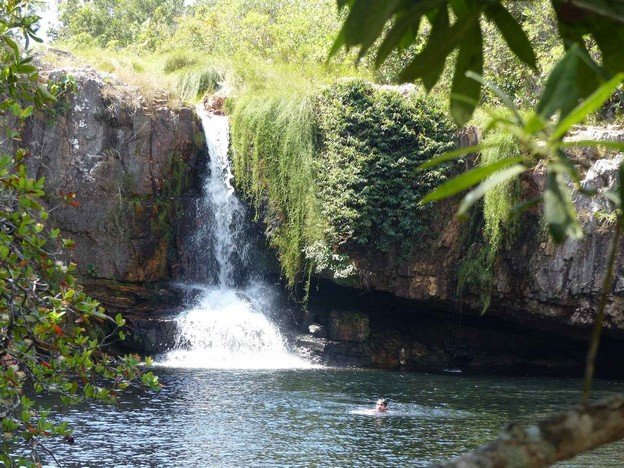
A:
[328,310,371,342]
[22,65,204,289]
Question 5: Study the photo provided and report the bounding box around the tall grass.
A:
[174,67,224,102]
[231,91,325,288]
[481,131,521,262]
[163,52,199,74]
[42,44,367,107]
[456,117,522,310]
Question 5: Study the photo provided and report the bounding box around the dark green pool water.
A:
[38,369,624,467]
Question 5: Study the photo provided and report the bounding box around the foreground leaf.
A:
[418,144,490,171]
[484,3,537,70]
[544,171,583,243]
[421,156,523,203]
[457,164,527,216]
[450,21,483,125]
[551,73,624,140]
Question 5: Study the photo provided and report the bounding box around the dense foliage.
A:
[232,80,455,288]
[333,0,624,126]
[1,2,159,465]
[57,0,184,49]
[57,0,341,64]
[315,81,455,252]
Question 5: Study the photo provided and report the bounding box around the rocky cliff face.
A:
[293,126,624,376]
[23,65,204,312]
[334,127,624,339]
[22,64,624,376]
[288,123,624,376]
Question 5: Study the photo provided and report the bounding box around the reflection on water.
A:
[36,369,624,467]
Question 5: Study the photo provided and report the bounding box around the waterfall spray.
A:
[157,105,311,369]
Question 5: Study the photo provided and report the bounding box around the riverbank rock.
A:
[122,312,181,355]
[22,62,204,312]
[308,323,328,338]
[329,311,371,342]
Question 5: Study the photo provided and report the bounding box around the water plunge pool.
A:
[41,368,624,467]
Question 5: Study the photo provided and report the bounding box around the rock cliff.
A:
[293,126,624,376]
[333,126,624,341]
[23,65,204,312]
[22,64,624,376]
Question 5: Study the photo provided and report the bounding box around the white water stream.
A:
[157,106,311,369]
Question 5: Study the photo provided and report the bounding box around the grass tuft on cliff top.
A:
[42,45,367,108]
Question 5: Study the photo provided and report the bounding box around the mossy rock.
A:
[329,310,371,342]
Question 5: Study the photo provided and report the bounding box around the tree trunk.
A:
[433,394,624,467]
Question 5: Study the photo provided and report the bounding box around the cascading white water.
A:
[157,106,311,369]
[203,113,243,287]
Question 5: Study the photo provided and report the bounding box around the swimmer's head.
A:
[376,398,388,412]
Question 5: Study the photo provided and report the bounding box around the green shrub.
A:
[315,80,456,254]
[231,80,456,288]
[163,53,199,74]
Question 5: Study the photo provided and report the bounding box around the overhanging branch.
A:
[433,394,624,467]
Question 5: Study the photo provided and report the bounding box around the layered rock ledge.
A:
[23,63,204,316]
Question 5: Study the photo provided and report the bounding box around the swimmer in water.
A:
[375,398,388,413]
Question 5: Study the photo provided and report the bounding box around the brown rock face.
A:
[340,127,624,342]
[329,310,371,342]
[22,66,204,307]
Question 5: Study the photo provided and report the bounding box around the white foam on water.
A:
[157,284,313,369]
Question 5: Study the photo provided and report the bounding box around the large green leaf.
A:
[590,18,624,74]
[551,73,624,140]
[374,0,447,66]
[560,0,624,22]
[421,156,523,203]
[400,6,484,90]
[537,44,601,120]
[559,140,624,152]
[484,3,537,70]
[331,0,402,57]
[418,143,491,170]
[374,12,422,66]
[457,164,526,216]
[544,171,583,243]
[450,21,483,125]
[399,7,450,89]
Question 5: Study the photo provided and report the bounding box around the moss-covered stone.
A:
[329,310,370,342]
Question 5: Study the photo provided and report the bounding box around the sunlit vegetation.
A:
[49,0,623,297]
[231,80,456,288]
[1,3,160,466]
[456,116,523,309]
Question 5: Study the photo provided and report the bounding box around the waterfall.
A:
[157,106,311,369]
[201,112,244,287]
